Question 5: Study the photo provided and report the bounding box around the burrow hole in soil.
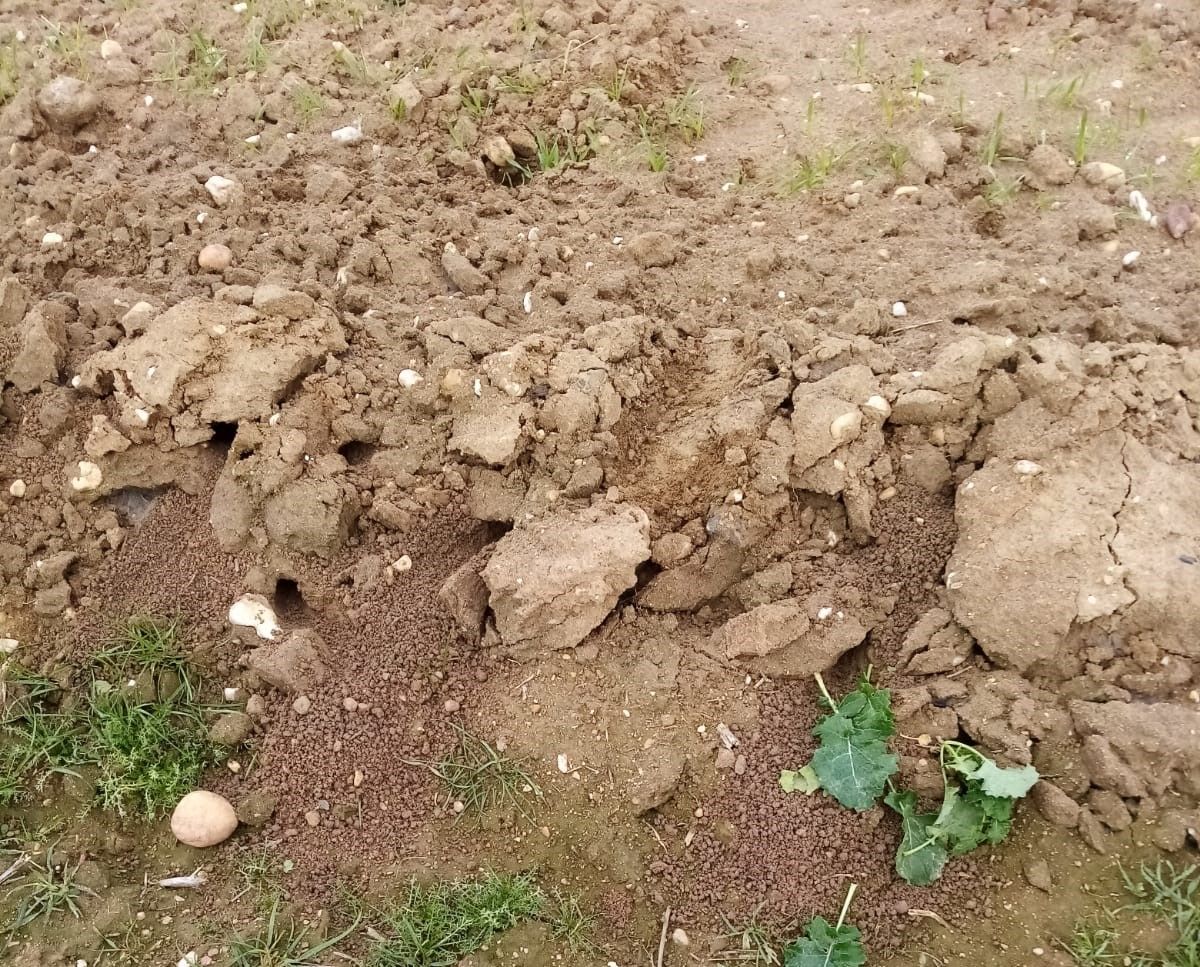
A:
[209,421,242,458]
[338,441,376,466]
[273,577,314,621]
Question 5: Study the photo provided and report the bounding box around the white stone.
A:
[8,479,26,498]
[41,232,64,248]
[228,594,280,640]
[204,175,237,206]
[398,369,424,388]
[331,124,363,144]
[198,243,233,271]
[99,39,123,59]
[70,461,103,492]
[892,301,908,317]
[864,395,892,418]
[0,638,18,655]
[170,791,238,847]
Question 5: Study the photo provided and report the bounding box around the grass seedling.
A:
[460,85,490,119]
[1186,146,1200,184]
[187,29,227,90]
[911,55,928,98]
[1,34,22,104]
[229,893,359,967]
[980,111,1007,169]
[713,906,782,965]
[331,44,370,83]
[535,131,566,171]
[724,56,750,88]
[666,87,705,141]
[245,23,269,72]
[645,138,669,172]
[1073,111,1092,165]
[497,69,541,96]
[363,872,544,967]
[604,66,628,103]
[849,30,868,79]
[41,18,89,74]
[5,850,96,934]
[406,727,539,819]
[982,175,1024,207]
[883,142,910,178]
[545,889,597,953]
[804,94,819,135]
[1063,919,1121,967]
[779,146,843,195]
[292,84,325,127]
[95,616,194,702]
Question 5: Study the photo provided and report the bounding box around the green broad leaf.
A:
[885,789,948,886]
[783,917,866,967]
[811,714,898,811]
[838,681,894,739]
[781,764,821,795]
[929,782,1015,854]
[966,757,1039,799]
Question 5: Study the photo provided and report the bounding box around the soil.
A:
[2,0,1200,963]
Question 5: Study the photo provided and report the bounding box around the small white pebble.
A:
[672,928,690,947]
[331,124,363,145]
[522,291,534,314]
[1014,460,1043,476]
[8,479,26,498]
[232,1,247,9]
[41,232,64,248]
[144,94,154,107]
[398,369,424,388]
[691,153,707,162]
[1122,250,1140,268]
[557,753,570,774]
[244,134,260,145]
[223,687,241,701]
[69,461,103,492]
[612,236,623,245]
[205,175,237,206]
[393,555,413,572]
[891,301,908,317]
[817,606,833,620]
[99,39,122,59]
[0,639,19,655]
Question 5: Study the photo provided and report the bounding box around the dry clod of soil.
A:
[627,231,679,268]
[1163,201,1196,239]
[247,629,330,694]
[1081,161,1126,188]
[171,790,239,847]
[1026,143,1075,187]
[36,76,100,130]
[482,502,651,652]
[1030,780,1081,828]
[441,245,490,295]
[208,711,254,746]
[703,597,868,678]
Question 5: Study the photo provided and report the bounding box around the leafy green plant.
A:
[792,673,897,811]
[186,29,227,90]
[982,174,1024,207]
[363,872,544,967]
[5,850,96,934]
[404,727,539,819]
[95,616,195,701]
[229,892,359,967]
[784,884,863,967]
[885,741,1037,885]
[1064,919,1121,967]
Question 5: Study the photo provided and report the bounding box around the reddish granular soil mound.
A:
[57,478,505,891]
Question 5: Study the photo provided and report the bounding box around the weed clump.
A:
[0,617,227,820]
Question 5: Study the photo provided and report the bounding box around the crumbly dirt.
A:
[3,0,1200,963]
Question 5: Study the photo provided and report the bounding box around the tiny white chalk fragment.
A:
[70,461,103,492]
[817,606,833,620]
[522,291,533,314]
[205,175,237,206]
[1122,250,1140,268]
[0,638,18,655]
[41,232,64,248]
[1129,190,1154,223]
[223,687,241,701]
[392,555,412,572]
[892,301,908,317]
[158,870,207,888]
[398,369,424,388]
[556,753,570,774]
[1013,460,1043,476]
[716,723,739,749]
